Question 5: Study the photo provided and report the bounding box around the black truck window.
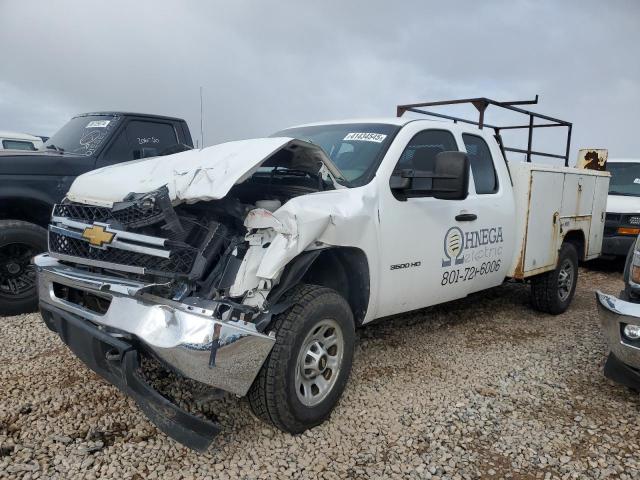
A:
[390,129,459,197]
[394,129,459,172]
[102,133,132,164]
[462,133,498,194]
[125,121,178,158]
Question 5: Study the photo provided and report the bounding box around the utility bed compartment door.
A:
[560,174,595,217]
[588,176,609,257]
[524,171,564,272]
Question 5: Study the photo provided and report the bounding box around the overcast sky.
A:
[1,0,638,164]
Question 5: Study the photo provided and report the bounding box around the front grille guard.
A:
[49,230,198,276]
[52,186,170,229]
[53,201,164,229]
[47,216,205,279]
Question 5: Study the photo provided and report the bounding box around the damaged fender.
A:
[234,188,380,319]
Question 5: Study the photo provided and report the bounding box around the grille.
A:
[49,231,198,276]
[53,202,163,229]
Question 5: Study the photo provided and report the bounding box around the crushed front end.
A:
[37,186,278,450]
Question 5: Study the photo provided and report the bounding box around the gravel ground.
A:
[1,265,639,479]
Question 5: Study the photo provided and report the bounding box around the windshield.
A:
[43,115,119,156]
[271,123,400,186]
[607,162,640,197]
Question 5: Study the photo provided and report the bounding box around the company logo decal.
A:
[442,227,464,267]
[442,226,503,267]
[82,225,115,248]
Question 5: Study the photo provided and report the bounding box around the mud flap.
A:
[41,304,221,451]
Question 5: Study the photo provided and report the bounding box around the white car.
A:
[602,158,640,256]
[0,131,44,151]
[34,97,610,450]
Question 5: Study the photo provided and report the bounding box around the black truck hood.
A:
[0,150,95,176]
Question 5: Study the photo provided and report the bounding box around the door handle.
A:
[455,213,477,222]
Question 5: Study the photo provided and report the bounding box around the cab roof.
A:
[73,112,186,122]
[282,116,455,129]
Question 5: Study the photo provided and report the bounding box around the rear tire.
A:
[0,220,47,316]
[530,242,578,315]
[248,285,355,434]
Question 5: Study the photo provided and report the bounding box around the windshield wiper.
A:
[45,144,65,153]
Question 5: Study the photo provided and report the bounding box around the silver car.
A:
[596,235,640,391]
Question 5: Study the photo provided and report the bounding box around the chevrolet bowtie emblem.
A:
[82,225,115,247]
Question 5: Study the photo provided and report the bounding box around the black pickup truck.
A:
[0,112,193,315]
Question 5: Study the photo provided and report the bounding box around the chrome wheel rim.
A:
[295,319,344,407]
[557,259,574,302]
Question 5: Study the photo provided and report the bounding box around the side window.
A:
[125,121,178,158]
[2,140,37,151]
[394,129,458,173]
[102,132,133,164]
[462,134,498,194]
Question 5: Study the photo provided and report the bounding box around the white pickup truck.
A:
[34,97,609,450]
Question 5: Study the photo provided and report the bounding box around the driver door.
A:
[376,128,477,317]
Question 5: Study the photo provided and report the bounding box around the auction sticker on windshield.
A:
[343,132,387,143]
[86,120,111,128]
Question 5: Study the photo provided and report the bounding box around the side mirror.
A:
[389,150,469,200]
[432,151,470,200]
[389,174,411,190]
[134,147,158,159]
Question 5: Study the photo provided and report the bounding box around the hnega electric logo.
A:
[442,226,504,267]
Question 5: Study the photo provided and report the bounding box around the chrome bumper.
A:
[35,254,274,396]
[595,290,640,371]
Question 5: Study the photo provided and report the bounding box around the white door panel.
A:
[374,126,515,318]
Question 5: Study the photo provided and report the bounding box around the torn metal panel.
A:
[253,187,379,280]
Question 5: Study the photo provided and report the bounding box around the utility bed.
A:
[508,162,610,279]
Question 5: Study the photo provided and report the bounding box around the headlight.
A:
[629,216,640,226]
[623,324,640,341]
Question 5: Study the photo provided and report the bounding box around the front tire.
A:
[0,220,47,316]
[248,285,355,434]
[530,242,578,314]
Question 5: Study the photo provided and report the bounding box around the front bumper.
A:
[35,253,275,448]
[601,235,635,257]
[595,291,640,390]
[41,305,220,451]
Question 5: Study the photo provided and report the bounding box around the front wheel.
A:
[248,285,355,434]
[0,220,47,316]
[530,242,578,314]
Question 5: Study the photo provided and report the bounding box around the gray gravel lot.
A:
[1,266,639,479]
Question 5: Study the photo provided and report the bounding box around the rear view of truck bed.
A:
[508,162,610,279]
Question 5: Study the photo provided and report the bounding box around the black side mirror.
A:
[432,151,470,200]
[389,174,411,190]
[390,150,469,200]
[134,147,158,159]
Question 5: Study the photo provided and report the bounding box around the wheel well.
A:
[299,247,370,324]
[0,198,52,227]
[563,230,586,261]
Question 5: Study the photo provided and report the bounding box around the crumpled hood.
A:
[66,137,340,207]
[606,194,640,215]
